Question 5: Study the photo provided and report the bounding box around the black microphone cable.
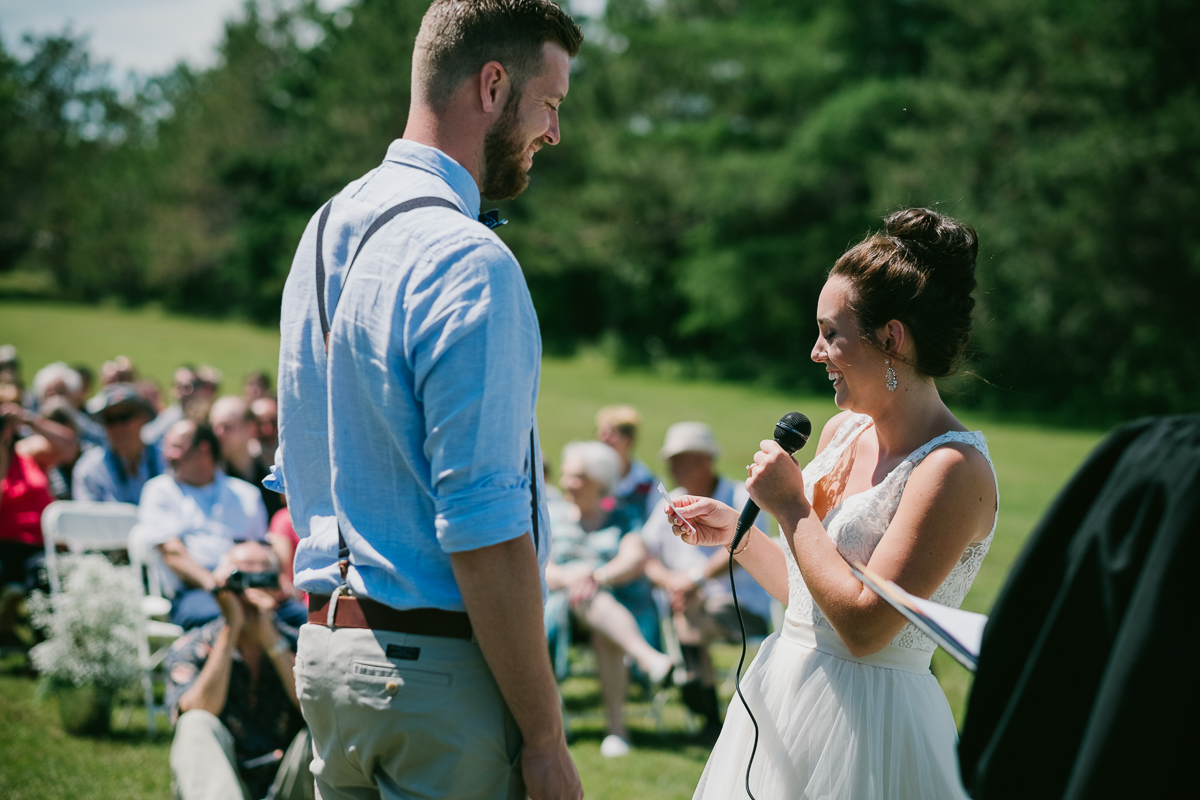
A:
[726,411,811,800]
[728,542,760,800]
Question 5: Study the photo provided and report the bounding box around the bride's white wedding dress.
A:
[693,413,997,800]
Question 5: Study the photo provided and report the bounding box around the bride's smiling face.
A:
[811,276,886,411]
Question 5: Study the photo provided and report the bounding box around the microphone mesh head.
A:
[775,412,812,454]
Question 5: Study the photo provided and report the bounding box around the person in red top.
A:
[1,398,60,647]
[267,506,303,603]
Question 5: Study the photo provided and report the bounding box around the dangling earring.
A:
[885,358,898,392]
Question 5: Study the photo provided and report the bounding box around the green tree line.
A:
[1,0,1197,421]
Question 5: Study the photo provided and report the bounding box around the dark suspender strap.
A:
[530,429,540,552]
[315,201,333,343]
[349,197,461,267]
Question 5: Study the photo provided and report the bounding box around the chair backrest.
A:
[127,522,176,600]
[41,501,140,593]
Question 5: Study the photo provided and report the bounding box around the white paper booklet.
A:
[850,562,988,672]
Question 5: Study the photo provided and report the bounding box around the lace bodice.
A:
[783,413,997,652]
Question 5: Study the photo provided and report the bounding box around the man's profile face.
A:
[163,422,209,485]
[211,400,253,453]
[102,403,150,451]
[251,397,278,441]
[481,42,571,200]
[596,424,633,461]
[668,452,715,495]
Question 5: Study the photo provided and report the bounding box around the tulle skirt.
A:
[693,618,968,800]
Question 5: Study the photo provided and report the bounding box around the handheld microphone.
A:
[731,411,812,552]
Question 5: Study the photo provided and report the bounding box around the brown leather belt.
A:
[308,594,473,640]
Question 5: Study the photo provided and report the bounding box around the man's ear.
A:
[478,60,510,114]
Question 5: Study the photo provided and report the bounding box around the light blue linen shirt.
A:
[271,139,550,612]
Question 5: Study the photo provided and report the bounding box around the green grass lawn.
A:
[0,300,1106,798]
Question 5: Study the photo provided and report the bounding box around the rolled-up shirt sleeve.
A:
[405,237,539,554]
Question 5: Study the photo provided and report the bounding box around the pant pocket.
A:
[348,660,453,711]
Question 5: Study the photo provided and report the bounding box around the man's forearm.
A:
[260,627,300,709]
[158,542,216,590]
[178,625,236,716]
[450,535,565,751]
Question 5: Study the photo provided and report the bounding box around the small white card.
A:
[657,482,697,535]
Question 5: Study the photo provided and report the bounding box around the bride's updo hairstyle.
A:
[829,208,978,378]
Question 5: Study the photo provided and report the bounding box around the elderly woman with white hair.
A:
[545,440,674,758]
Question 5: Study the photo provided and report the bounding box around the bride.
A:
[670,208,999,799]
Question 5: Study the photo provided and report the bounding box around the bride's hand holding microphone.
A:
[746,438,808,522]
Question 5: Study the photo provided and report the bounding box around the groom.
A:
[272,2,584,798]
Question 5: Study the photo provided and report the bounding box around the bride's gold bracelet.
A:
[725,531,751,557]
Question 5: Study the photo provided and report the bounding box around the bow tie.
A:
[478,209,508,229]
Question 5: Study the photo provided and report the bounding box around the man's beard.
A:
[480,91,530,201]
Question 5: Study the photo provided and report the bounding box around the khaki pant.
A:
[295,622,523,800]
[171,710,314,800]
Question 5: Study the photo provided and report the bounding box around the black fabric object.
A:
[958,415,1200,799]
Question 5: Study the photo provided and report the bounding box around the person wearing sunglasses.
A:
[73,382,162,504]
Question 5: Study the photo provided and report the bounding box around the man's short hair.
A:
[413,0,582,109]
[595,404,641,440]
[188,421,223,464]
[210,395,254,426]
[220,540,281,574]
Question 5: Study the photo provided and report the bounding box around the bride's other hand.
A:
[748,439,807,519]
[668,495,738,547]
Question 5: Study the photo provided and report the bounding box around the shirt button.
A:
[385,681,400,695]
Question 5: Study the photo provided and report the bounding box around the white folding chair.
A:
[40,501,159,731]
[128,523,183,738]
[41,501,139,593]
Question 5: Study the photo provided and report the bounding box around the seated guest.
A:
[596,405,658,525]
[38,397,84,500]
[210,396,282,520]
[0,396,56,648]
[73,364,94,403]
[0,345,19,383]
[73,383,161,504]
[166,541,313,800]
[141,364,221,446]
[241,370,271,403]
[546,440,674,758]
[266,507,301,601]
[249,396,278,466]
[140,419,305,630]
[0,382,79,477]
[641,422,774,738]
[32,362,105,450]
[0,345,35,410]
[99,355,137,386]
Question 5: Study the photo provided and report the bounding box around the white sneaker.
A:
[645,654,674,688]
[600,734,631,758]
